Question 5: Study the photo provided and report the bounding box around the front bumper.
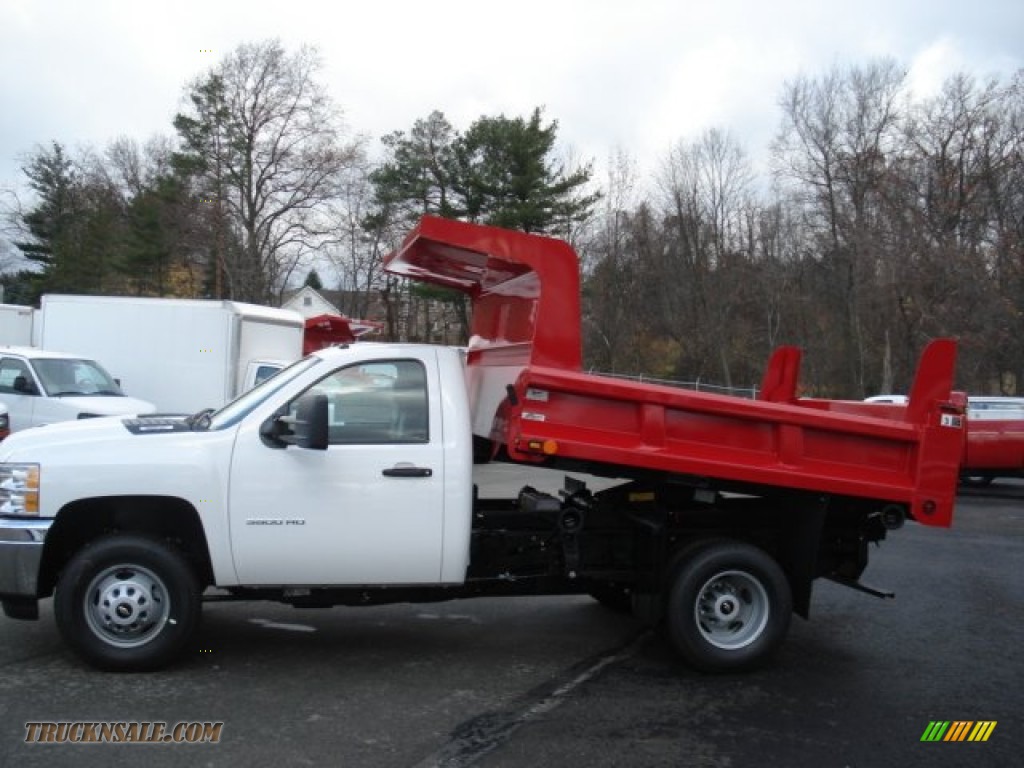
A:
[0,518,52,598]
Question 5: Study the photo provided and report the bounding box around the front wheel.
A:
[666,540,792,672]
[55,535,201,672]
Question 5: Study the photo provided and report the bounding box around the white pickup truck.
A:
[0,217,964,674]
[0,344,474,669]
[0,346,155,432]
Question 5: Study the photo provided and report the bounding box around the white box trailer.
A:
[37,295,305,413]
[0,304,36,347]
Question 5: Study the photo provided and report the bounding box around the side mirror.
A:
[13,376,37,396]
[260,394,330,450]
[294,394,329,450]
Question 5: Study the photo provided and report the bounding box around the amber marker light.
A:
[527,439,559,455]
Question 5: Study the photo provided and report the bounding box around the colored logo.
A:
[921,721,996,742]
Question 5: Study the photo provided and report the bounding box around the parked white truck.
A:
[0,347,156,432]
[36,295,305,413]
[0,304,35,347]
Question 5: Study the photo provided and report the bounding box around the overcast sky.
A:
[1,0,1021,197]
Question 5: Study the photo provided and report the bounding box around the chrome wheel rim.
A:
[694,569,769,650]
[83,564,170,648]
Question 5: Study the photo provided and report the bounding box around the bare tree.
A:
[327,157,387,319]
[655,128,755,386]
[900,72,1024,391]
[773,60,907,396]
[582,147,642,372]
[174,40,362,303]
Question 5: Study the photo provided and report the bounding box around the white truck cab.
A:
[0,344,474,670]
[0,347,156,432]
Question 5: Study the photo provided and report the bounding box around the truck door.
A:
[227,355,446,585]
[0,356,39,431]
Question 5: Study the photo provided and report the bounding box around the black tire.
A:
[666,540,792,672]
[54,534,201,672]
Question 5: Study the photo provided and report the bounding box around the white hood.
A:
[51,395,156,418]
[1,414,144,459]
[0,412,196,463]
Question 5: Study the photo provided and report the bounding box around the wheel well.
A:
[658,494,861,620]
[662,523,816,619]
[38,496,215,597]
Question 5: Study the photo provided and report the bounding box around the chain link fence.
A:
[588,370,759,400]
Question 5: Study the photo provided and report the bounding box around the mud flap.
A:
[778,497,828,618]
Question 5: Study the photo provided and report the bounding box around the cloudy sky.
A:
[1,0,1021,196]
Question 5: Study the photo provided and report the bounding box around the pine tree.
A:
[15,141,78,277]
[303,269,323,290]
[451,108,600,235]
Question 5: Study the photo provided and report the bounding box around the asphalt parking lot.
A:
[0,477,1020,768]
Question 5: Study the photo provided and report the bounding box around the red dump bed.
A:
[385,216,964,527]
[303,314,382,355]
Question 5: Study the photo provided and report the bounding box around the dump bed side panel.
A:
[500,340,961,527]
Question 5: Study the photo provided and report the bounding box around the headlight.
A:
[0,464,40,516]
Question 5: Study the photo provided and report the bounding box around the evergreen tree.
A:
[119,179,174,295]
[451,108,600,235]
[303,268,323,290]
[371,107,599,237]
[14,141,78,278]
[0,270,43,306]
[14,142,125,297]
[371,111,459,226]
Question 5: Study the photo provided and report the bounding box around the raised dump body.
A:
[385,216,964,528]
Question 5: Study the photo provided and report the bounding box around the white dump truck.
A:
[0,218,965,674]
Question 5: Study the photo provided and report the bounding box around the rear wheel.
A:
[55,534,201,672]
[666,540,792,672]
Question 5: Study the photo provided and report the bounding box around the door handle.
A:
[382,466,433,478]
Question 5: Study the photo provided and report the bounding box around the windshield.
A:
[207,356,320,430]
[32,358,122,396]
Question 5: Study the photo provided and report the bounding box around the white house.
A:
[281,286,341,319]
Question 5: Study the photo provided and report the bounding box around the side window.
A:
[253,365,281,387]
[292,359,429,445]
[0,358,36,395]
